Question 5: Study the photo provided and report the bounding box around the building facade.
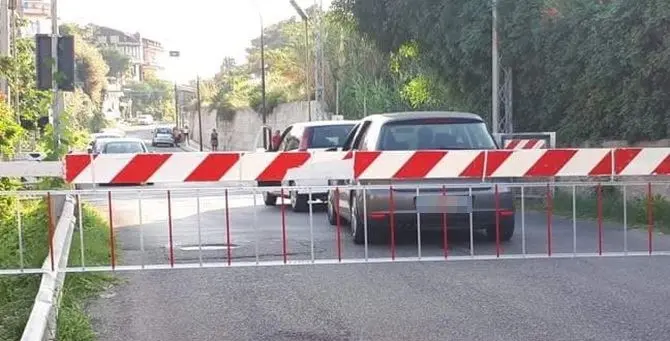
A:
[91,25,165,82]
[19,0,51,36]
[141,37,164,80]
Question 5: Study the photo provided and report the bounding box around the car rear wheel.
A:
[351,196,365,244]
[485,217,515,242]
[326,191,338,226]
[350,195,385,244]
[263,192,277,206]
[289,186,308,212]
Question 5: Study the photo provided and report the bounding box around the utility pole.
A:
[196,75,203,152]
[314,0,324,116]
[169,50,181,127]
[289,0,311,121]
[51,0,60,148]
[0,0,10,101]
[260,14,266,125]
[174,82,179,127]
[491,0,499,135]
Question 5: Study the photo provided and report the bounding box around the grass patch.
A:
[56,203,120,341]
[524,186,670,233]
[0,199,49,341]
[0,199,119,341]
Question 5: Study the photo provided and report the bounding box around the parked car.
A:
[152,127,177,147]
[95,137,149,155]
[326,111,515,244]
[258,120,358,212]
[137,114,154,125]
[94,137,152,186]
[88,132,122,153]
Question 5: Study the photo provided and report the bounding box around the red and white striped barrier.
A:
[503,139,547,149]
[353,148,670,180]
[63,148,670,184]
[64,151,349,184]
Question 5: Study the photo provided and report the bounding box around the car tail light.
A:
[298,128,312,151]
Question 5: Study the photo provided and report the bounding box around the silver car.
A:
[152,127,176,147]
[327,112,516,244]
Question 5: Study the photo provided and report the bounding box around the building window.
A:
[110,35,119,44]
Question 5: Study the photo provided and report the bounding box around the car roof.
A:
[97,137,145,144]
[92,132,122,138]
[362,111,484,123]
[290,120,358,129]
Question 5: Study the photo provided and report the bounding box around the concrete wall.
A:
[183,101,330,151]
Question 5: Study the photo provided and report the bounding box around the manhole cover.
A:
[177,243,240,251]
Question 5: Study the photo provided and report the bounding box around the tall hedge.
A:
[335,0,670,144]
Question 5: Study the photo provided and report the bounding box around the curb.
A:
[21,195,77,341]
[179,140,210,152]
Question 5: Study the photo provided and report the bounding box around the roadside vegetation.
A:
[524,186,670,234]
[201,1,670,148]
[0,21,121,341]
[0,200,117,341]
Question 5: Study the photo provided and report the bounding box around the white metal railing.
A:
[1,181,667,277]
[20,196,76,341]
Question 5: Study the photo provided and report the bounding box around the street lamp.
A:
[289,0,311,122]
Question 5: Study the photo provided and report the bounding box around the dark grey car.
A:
[326,112,515,244]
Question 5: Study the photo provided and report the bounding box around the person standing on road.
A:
[173,126,182,146]
[271,130,282,150]
[210,128,219,151]
[183,125,190,145]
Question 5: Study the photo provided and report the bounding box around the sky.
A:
[59,0,333,83]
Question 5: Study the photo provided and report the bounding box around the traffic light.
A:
[57,36,75,91]
[35,34,75,91]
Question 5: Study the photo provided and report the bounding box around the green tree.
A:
[99,47,132,79]
[335,0,670,144]
[0,37,51,131]
[125,78,175,121]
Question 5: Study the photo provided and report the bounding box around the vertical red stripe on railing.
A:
[335,187,342,262]
[108,191,116,270]
[597,184,603,256]
[167,190,175,268]
[442,185,448,259]
[46,192,55,272]
[225,189,232,266]
[495,184,501,258]
[546,184,553,257]
[647,182,654,255]
[389,186,396,261]
[280,187,288,264]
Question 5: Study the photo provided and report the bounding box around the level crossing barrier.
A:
[494,132,556,150]
[58,147,670,184]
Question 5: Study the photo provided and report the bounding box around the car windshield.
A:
[103,141,146,153]
[308,124,355,148]
[155,128,172,134]
[378,118,496,150]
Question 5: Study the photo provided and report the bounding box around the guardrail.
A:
[20,195,77,341]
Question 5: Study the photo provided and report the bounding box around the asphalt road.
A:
[84,126,670,341]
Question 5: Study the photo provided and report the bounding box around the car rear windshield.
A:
[307,124,355,148]
[104,142,146,153]
[156,128,172,134]
[378,118,496,150]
